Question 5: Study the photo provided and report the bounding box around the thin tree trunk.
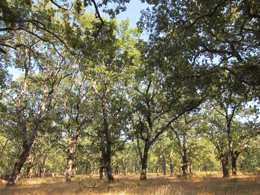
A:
[39,153,47,177]
[162,154,166,175]
[122,158,127,176]
[99,157,104,179]
[169,156,174,175]
[26,154,34,178]
[220,153,230,178]
[156,165,159,176]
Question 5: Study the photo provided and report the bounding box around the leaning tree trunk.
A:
[140,144,149,180]
[220,153,230,178]
[8,143,31,185]
[231,151,239,176]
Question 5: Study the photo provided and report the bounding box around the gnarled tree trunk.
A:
[220,153,230,178]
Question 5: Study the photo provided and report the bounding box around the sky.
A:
[8,1,148,80]
[115,1,148,27]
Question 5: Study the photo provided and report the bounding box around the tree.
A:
[140,0,260,97]
[3,37,68,184]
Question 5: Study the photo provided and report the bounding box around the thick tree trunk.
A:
[103,153,114,182]
[231,151,239,176]
[8,144,31,185]
[181,153,188,177]
[220,153,230,178]
[140,145,149,180]
[66,140,76,182]
[101,101,115,182]
[122,158,127,176]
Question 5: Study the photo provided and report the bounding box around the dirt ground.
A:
[0,172,260,195]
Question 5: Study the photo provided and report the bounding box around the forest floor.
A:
[0,172,260,195]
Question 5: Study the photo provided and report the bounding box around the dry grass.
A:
[0,172,260,195]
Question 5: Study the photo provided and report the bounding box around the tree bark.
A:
[8,144,31,185]
[66,139,76,182]
[101,102,114,182]
[26,154,34,178]
[99,157,104,179]
[231,151,239,176]
[140,144,149,180]
[181,148,188,177]
[220,153,230,178]
[162,154,166,175]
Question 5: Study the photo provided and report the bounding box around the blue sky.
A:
[115,1,148,27]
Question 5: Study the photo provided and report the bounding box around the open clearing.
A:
[0,172,260,195]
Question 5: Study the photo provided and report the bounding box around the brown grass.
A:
[0,172,260,195]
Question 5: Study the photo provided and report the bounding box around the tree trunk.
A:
[26,154,34,178]
[231,151,239,176]
[8,144,31,185]
[39,153,47,177]
[101,101,115,182]
[122,158,127,176]
[220,153,230,178]
[156,165,159,176]
[169,157,174,175]
[66,139,76,182]
[140,145,149,180]
[181,153,188,176]
[162,155,166,175]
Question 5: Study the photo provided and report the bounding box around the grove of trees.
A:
[0,0,259,185]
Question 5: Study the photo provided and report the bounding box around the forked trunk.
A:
[220,153,230,178]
